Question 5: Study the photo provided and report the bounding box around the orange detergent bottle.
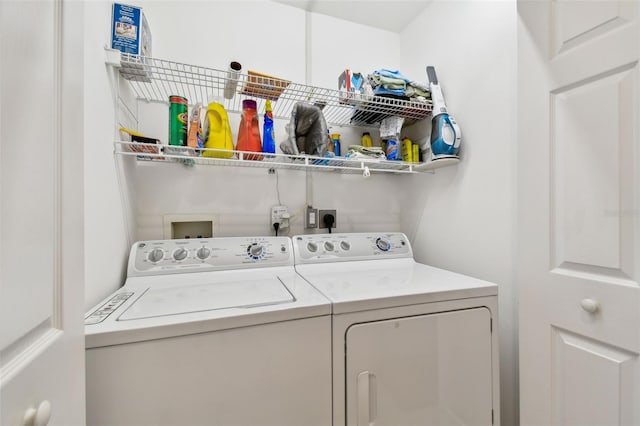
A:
[236,99,263,161]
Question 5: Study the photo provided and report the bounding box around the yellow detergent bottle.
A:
[202,101,234,158]
[361,131,373,148]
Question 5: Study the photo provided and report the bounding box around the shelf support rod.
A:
[305,11,312,85]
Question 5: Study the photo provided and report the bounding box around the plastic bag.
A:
[280,102,329,156]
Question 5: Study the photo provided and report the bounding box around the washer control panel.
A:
[84,292,134,325]
[130,236,293,276]
[293,232,412,263]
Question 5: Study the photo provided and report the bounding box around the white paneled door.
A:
[0,1,85,425]
[518,1,640,425]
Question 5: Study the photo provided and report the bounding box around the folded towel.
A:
[409,80,430,92]
[405,84,430,99]
[373,69,411,83]
[373,86,407,97]
[346,145,386,160]
[368,69,431,100]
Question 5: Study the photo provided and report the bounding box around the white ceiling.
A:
[272,0,432,33]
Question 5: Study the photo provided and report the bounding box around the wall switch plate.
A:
[318,209,337,230]
[305,206,318,229]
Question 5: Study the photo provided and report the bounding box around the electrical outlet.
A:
[305,206,318,229]
[318,209,337,231]
[271,205,290,233]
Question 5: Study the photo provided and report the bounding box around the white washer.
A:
[85,236,332,426]
[292,232,500,426]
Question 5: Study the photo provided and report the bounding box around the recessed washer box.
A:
[163,214,215,239]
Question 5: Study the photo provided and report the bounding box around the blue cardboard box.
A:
[111,3,152,81]
[111,3,151,56]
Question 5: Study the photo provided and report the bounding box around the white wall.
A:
[308,12,401,89]
[84,2,519,423]
[84,1,410,306]
[84,1,132,309]
[400,2,518,425]
[145,1,306,79]
[120,1,409,242]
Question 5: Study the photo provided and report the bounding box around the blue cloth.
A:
[373,69,411,83]
[373,86,407,97]
[368,69,429,100]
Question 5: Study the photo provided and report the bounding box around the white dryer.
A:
[85,236,332,426]
[292,232,500,426]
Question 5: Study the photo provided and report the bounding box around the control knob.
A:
[307,242,318,253]
[148,248,164,263]
[324,241,335,252]
[340,241,351,251]
[248,243,264,259]
[376,237,391,252]
[196,247,211,260]
[173,247,188,261]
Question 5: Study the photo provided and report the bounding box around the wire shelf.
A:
[107,49,433,128]
[115,141,458,175]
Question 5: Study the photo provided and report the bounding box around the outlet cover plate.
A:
[318,209,337,230]
[271,205,290,229]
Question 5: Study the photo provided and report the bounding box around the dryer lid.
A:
[295,259,498,314]
[118,276,294,321]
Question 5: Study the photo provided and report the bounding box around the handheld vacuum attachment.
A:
[427,66,461,159]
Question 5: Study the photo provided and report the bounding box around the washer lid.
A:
[118,276,294,321]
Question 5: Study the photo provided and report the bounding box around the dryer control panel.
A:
[129,236,293,276]
[293,232,412,264]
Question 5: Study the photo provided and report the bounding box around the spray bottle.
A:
[262,100,276,154]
